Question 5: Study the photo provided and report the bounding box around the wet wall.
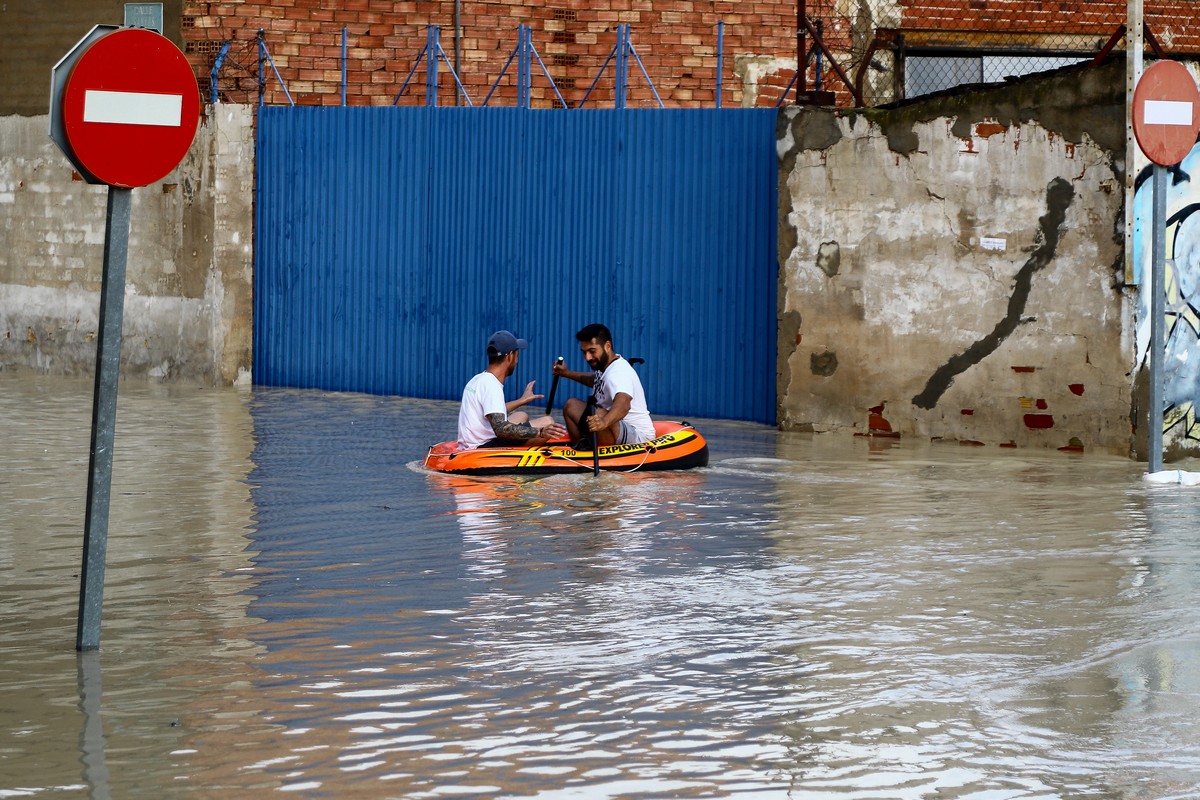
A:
[0,105,254,385]
[775,58,1150,456]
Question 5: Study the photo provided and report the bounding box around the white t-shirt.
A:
[457,371,507,449]
[594,356,654,443]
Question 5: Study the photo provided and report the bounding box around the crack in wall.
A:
[911,176,1076,410]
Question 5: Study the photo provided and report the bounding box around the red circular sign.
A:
[1133,60,1200,167]
[61,28,200,188]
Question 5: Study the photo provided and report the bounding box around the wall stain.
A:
[912,177,1075,410]
[777,108,842,275]
[816,241,841,277]
[811,350,838,377]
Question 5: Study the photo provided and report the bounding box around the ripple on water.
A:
[5,379,1200,798]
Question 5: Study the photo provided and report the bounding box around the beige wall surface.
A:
[0,105,253,385]
[776,60,1146,456]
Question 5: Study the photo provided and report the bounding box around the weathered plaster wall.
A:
[0,104,254,385]
[777,60,1136,454]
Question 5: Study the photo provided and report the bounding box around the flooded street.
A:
[4,374,1200,798]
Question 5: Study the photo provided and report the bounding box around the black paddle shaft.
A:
[584,394,600,476]
[545,356,564,416]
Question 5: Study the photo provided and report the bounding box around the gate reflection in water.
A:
[4,376,1200,798]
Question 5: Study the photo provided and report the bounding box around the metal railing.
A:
[212,24,694,109]
[201,3,1200,109]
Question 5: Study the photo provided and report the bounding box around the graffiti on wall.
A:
[1132,145,1200,441]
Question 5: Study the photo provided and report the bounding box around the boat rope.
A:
[623,444,655,472]
[543,442,657,473]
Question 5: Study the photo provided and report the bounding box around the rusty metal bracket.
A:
[799,15,863,107]
[1091,23,1164,67]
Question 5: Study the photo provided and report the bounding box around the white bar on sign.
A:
[1144,99,1194,126]
[981,237,1006,251]
[82,90,182,126]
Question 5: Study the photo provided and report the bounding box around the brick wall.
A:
[894,0,1200,47]
[4,1,1198,115]
[183,0,820,108]
[180,1,1200,111]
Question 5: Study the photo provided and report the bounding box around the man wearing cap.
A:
[457,330,567,449]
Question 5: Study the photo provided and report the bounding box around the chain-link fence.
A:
[847,1,1200,107]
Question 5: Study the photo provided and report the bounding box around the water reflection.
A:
[7,378,1200,798]
[76,653,110,800]
[1,374,260,797]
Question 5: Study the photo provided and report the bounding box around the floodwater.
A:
[4,375,1200,799]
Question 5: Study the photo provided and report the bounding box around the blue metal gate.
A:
[254,106,778,423]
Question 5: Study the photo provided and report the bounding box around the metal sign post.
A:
[1131,59,1200,472]
[50,25,200,650]
[1149,167,1166,473]
[76,187,131,651]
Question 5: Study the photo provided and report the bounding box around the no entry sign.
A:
[50,27,200,187]
[1132,60,1200,167]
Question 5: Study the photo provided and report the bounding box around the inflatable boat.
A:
[424,421,708,475]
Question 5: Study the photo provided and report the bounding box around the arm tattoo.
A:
[487,413,538,440]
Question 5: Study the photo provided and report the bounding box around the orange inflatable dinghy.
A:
[424,421,708,475]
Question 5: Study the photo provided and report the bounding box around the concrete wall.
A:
[0,104,254,385]
[776,60,1143,456]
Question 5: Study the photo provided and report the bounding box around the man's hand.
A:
[532,416,567,441]
[538,423,568,441]
[515,380,542,407]
[553,360,594,388]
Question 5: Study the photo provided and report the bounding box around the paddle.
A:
[545,356,564,416]
[590,404,600,476]
[583,394,600,476]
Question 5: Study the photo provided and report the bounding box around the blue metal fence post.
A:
[518,23,530,108]
[615,24,628,108]
[426,25,440,107]
[341,26,348,106]
[716,21,724,108]
[210,41,231,105]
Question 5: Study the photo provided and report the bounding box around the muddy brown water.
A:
[3,374,1200,798]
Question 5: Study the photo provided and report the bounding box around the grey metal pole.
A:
[76,186,131,652]
[1149,164,1165,473]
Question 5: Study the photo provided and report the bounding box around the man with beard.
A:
[553,323,655,448]
[457,330,566,449]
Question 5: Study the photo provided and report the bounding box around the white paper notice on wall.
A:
[981,237,1006,251]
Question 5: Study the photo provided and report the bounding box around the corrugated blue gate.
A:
[254,106,777,423]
